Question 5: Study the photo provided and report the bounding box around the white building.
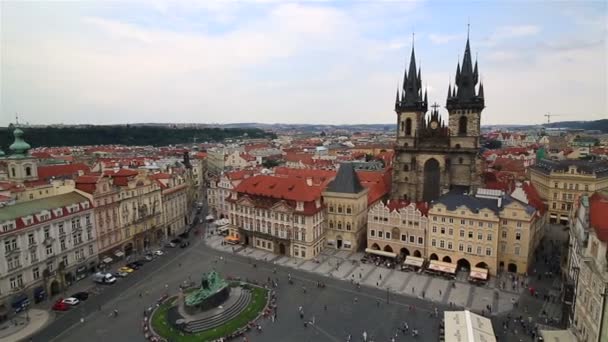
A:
[0,192,98,306]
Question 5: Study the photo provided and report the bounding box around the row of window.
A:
[553,182,589,191]
[371,216,422,226]
[431,239,493,256]
[369,229,424,245]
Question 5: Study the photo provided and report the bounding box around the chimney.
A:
[497,196,502,208]
[306,177,313,186]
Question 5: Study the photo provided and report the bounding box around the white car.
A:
[62,297,80,306]
[153,250,164,256]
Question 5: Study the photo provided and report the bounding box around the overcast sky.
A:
[1,1,606,126]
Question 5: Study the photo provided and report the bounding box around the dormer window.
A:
[296,202,304,211]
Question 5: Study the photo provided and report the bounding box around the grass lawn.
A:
[151,286,268,342]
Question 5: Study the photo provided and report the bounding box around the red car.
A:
[52,299,70,311]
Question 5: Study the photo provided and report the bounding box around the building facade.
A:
[323,163,369,251]
[392,37,484,202]
[0,192,98,305]
[110,170,163,256]
[227,175,326,260]
[367,200,428,258]
[529,159,608,225]
[75,175,123,263]
[154,173,189,238]
[566,192,608,342]
[427,188,541,275]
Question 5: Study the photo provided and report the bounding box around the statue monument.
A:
[184,271,231,314]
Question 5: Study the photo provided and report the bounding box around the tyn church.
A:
[392,36,485,202]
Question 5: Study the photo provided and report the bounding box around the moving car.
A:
[71,292,89,301]
[165,242,177,248]
[144,254,154,261]
[62,297,80,306]
[92,272,116,285]
[52,300,70,311]
[153,250,164,256]
[118,266,134,273]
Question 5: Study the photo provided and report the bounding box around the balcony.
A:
[4,247,21,257]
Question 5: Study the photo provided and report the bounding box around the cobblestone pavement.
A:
[207,235,521,315]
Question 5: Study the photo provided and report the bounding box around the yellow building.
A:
[530,159,608,225]
[427,188,542,275]
[152,173,189,238]
[109,169,162,256]
[323,164,369,251]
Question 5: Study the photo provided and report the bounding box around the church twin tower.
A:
[392,35,485,202]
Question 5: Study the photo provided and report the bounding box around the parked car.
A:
[153,250,164,256]
[133,260,146,267]
[113,271,129,278]
[126,262,140,270]
[144,254,154,261]
[71,292,89,301]
[62,297,80,306]
[170,238,182,244]
[165,242,177,248]
[52,300,70,311]
[118,266,134,273]
[180,241,190,248]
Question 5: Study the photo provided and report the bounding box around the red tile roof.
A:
[589,192,608,242]
[226,170,254,181]
[75,175,101,194]
[37,163,90,181]
[235,175,323,203]
[522,181,546,215]
[149,173,171,180]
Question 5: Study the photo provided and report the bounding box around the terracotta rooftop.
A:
[589,192,608,242]
[235,175,323,203]
[37,163,90,180]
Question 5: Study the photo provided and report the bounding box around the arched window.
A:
[405,118,412,136]
[11,168,16,177]
[459,158,463,164]
[403,164,409,171]
[400,121,405,132]
[25,166,31,176]
[458,116,467,135]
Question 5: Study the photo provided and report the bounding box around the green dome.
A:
[0,149,5,157]
[9,128,31,155]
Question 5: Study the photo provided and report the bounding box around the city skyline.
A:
[1,1,606,126]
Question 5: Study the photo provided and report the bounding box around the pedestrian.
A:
[354,297,358,304]
[324,304,327,312]
[376,300,380,307]
[439,290,442,296]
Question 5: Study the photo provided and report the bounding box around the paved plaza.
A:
[208,234,521,315]
[27,224,567,342]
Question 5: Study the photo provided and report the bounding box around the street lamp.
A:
[598,283,608,342]
[386,287,390,304]
[569,266,580,324]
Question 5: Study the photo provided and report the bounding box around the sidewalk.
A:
[0,309,49,342]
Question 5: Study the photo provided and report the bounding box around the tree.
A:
[262,159,281,168]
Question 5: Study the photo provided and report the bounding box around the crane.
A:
[544,113,561,124]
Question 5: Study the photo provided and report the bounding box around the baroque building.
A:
[392,36,484,202]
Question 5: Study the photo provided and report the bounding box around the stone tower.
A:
[392,36,484,202]
[5,127,38,182]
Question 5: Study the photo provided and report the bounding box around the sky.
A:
[1,0,607,126]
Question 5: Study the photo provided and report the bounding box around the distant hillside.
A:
[481,119,608,133]
[0,125,276,150]
[543,119,608,132]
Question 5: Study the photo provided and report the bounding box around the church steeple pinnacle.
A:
[395,34,427,113]
[446,28,485,110]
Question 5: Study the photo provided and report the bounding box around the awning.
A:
[102,257,113,264]
[218,225,230,232]
[365,248,397,258]
[469,267,488,280]
[225,236,239,242]
[206,215,214,221]
[114,251,125,257]
[403,256,425,268]
[428,260,456,274]
[550,214,557,218]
